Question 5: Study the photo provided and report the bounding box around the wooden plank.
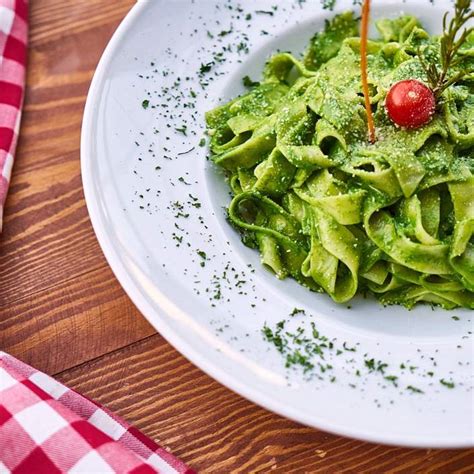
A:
[0,264,155,374]
[57,335,474,473]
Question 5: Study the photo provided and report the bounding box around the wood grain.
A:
[0,0,473,472]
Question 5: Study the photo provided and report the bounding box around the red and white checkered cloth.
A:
[0,352,194,473]
[0,0,27,231]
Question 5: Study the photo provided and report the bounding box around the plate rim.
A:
[80,0,473,449]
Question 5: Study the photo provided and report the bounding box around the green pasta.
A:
[205,12,474,309]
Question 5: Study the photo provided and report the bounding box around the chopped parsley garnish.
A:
[178,177,191,185]
[199,62,213,75]
[343,342,356,352]
[262,322,286,353]
[286,350,314,372]
[440,379,455,389]
[218,26,233,37]
[242,75,260,88]
[196,250,207,266]
[365,358,375,371]
[384,375,398,387]
[406,385,424,394]
[177,146,195,156]
[322,0,337,10]
[175,125,187,135]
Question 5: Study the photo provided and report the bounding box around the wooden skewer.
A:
[361,0,376,143]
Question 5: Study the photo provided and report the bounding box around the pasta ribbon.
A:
[206,12,474,309]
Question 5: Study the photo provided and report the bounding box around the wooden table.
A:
[1,1,473,471]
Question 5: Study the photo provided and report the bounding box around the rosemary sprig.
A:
[419,0,474,99]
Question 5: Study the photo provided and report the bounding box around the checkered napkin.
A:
[0,352,194,473]
[0,0,27,231]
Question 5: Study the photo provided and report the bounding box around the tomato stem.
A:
[361,0,376,143]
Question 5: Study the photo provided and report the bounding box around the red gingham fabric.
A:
[0,0,27,231]
[0,352,195,473]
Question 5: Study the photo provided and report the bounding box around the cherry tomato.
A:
[385,80,435,129]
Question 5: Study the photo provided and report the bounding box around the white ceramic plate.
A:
[81,0,473,448]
